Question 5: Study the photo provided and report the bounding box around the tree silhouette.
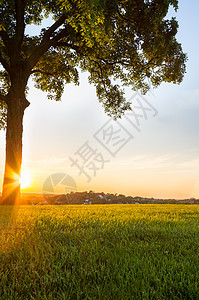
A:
[0,0,186,204]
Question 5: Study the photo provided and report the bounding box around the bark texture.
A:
[1,82,29,205]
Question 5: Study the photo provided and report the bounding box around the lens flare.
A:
[20,171,32,190]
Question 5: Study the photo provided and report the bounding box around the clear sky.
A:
[0,0,199,199]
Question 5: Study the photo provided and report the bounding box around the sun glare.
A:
[20,171,32,190]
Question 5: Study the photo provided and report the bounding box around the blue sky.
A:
[0,0,199,199]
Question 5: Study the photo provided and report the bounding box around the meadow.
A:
[0,204,198,299]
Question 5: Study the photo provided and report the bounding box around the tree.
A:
[0,0,186,204]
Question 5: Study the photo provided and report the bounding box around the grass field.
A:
[0,204,198,299]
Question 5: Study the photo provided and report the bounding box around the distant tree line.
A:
[19,191,199,205]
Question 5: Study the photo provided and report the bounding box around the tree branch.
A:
[42,15,66,41]
[54,41,80,52]
[28,15,67,70]
[0,30,9,46]
[50,28,69,45]
[14,0,25,48]
[31,69,55,77]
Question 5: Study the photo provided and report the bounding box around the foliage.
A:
[0,205,198,299]
[0,101,6,130]
[0,0,187,125]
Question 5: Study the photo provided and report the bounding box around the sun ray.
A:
[20,171,32,190]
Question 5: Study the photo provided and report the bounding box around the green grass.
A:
[0,205,198,299]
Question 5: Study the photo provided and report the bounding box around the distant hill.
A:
[17,192,199,205]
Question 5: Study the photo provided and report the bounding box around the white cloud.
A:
[108,154,177,171]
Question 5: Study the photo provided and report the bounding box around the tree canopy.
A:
[0,0,186,126]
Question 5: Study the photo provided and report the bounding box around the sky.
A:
[0,0,199,199]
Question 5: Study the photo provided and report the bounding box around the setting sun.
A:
[20,171,32,190]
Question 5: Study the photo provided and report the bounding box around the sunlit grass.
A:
[0,205,198,299]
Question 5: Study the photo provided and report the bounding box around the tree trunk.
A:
[1,87,29,205]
